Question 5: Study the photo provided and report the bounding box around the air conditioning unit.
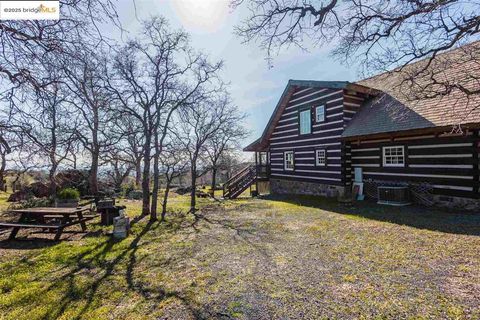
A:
[377,186,411,206]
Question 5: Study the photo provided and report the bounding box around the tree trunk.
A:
[0,153,7,192]
[89,148,99,196]
[150,129,159,221]
[113,165,123,191]
[135,159,142,188]
[210,167,217,198]
[49,122,58,196]
[49,163,58,196]
[190,163,196,213]
[142,131,151,216]
[161,181,170,222]
[72,152,77,170]
[89,107,100,196]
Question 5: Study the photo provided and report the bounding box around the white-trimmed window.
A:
[284,151,294,170]
[315,149,327,166]
[299,109,311,135]
[383,146,405,167]
[315,105,325,122]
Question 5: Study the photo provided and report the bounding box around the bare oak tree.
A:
[103,148,134,192]
[9,80,75,195]
[233,0,480,99]
[174,93,242,213]
[159,140,189,221]
[0,0,120,90]
[110,16,222,220]
[62,49,118,196]
[118,117,145,188]
[205,104,248,197]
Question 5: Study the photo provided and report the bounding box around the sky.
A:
[113,0,359,147]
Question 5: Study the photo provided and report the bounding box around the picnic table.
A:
[0,206,96,241]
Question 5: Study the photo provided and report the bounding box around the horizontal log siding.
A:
[340,92,368,185]
[269,87,345,186]
[343,93,367,127]
[349,132,480,198]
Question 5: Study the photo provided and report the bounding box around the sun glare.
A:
[170,0,229,32]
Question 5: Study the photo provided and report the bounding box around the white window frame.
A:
[315,105,325,123]
[382,146,405,167]
[284,151,294,171]
[315,149,327,166]
[299,109,311,135]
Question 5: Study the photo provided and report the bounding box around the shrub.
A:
[55,169,89,195]
[8,197,53,210]
[57,188,80,200]
[127,190,143,200]
[122,183,136,197]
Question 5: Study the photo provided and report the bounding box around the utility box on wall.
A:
[354,167,363,183]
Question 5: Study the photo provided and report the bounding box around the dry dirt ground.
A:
[0,195,479,319]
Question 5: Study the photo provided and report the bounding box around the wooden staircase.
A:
[223,165,257,199]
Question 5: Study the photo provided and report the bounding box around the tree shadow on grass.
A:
[262,194,480,236]
[2,205,276,319]
[0,226,107,250]
[191,206,273,259]
[0,238,59,250]
[23,213,217,320]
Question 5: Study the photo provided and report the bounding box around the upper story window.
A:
[315,149,327,166]
[383,146,405,167]
[315,105,325,122]
[284,151,294,170]
[299,109,311,135]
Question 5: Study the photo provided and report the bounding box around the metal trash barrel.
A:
[97,198,126,226]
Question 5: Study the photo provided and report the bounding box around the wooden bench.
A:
[0,222,61,240]
[0,214,97,240]
[1,206,99,241]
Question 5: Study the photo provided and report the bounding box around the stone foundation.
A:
[270,178,480,211]
[432,195,480,211]
[270,178,344,198]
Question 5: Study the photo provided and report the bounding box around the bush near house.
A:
[56,188,80,200]
[55,170,90,196]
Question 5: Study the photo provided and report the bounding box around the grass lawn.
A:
[0,192,11,213]
[0,193,479,319]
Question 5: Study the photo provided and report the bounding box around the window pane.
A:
[316,149,326,165]
[383,146,404,167]
[316,106,325,122]
[299,110,311,134]
[284,152,294,170]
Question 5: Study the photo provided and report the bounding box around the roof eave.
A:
[342,123,480,141]
[346,83,382,96]
[243,138,267,152]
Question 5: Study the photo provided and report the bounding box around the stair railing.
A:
[223,164,257,198]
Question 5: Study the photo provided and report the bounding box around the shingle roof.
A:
[343,41,480,138]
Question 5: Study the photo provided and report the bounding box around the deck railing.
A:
[223,164,270,199]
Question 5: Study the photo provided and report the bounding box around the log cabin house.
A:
[226,42,480,209]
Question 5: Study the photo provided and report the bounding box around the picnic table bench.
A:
[0,206,97,241]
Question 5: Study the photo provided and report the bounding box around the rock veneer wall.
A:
[432,195,480,211]
[270,178,344,198]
